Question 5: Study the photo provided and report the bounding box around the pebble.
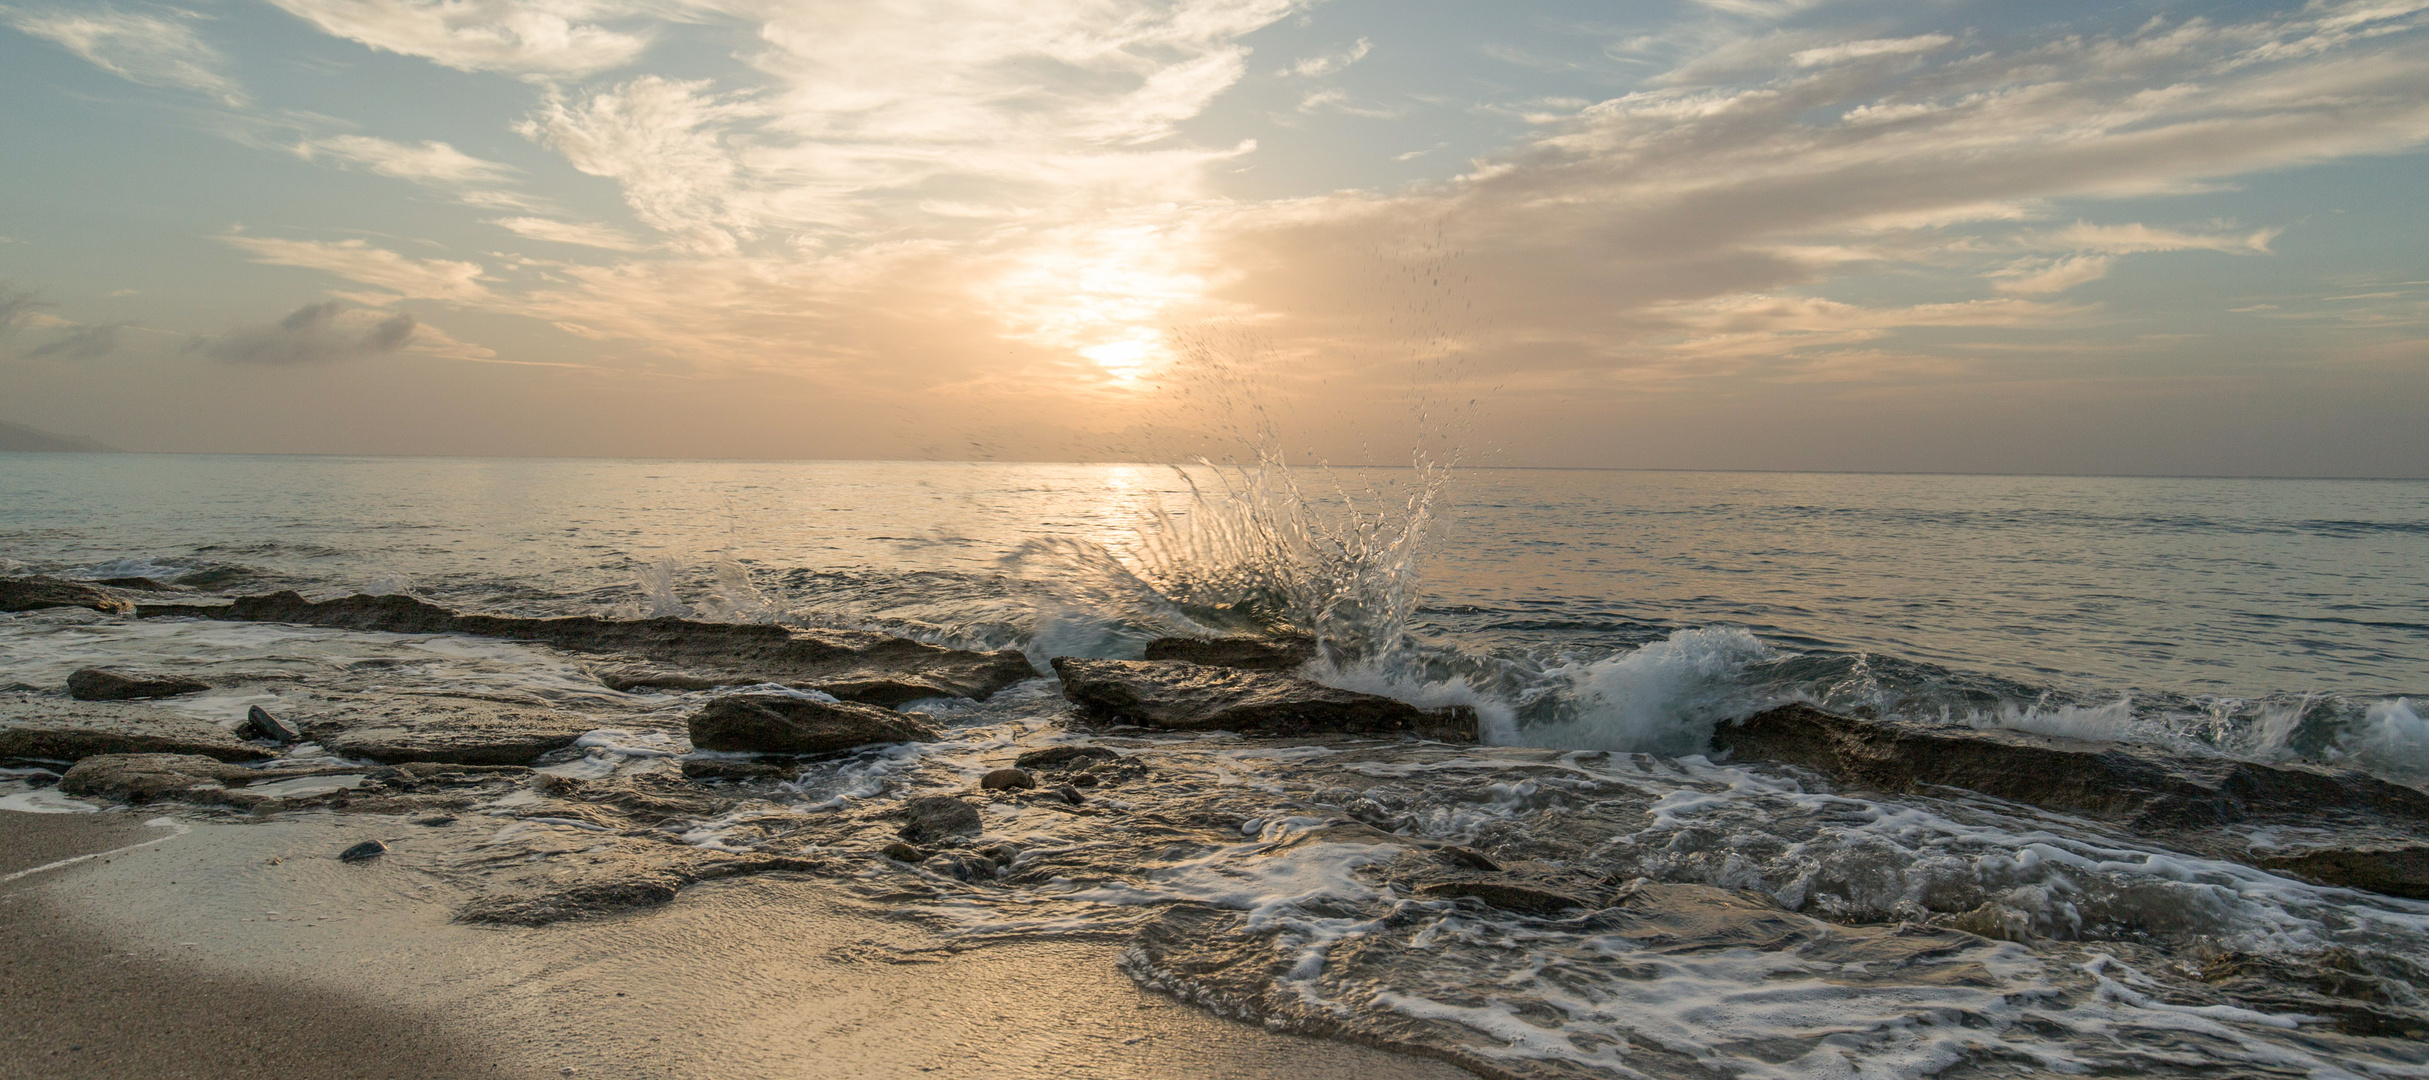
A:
[338,840,388,862]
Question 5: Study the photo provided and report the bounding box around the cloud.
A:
[221,236,492,302]
[1791,35,1953,68]
[295,134,518,185]
[487,216,646,250]
[26,322,125,360]
[261,0,650,79]
[1284,37,1370,78]
[1993,255,2118,295]
[0,284,43,334]
[4,5,244,102]
[190,301,417,365]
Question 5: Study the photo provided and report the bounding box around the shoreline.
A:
[1,808,1476,1080]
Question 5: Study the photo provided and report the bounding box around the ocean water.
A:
[5,452,2428,1078]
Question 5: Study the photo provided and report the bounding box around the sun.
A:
[1079,333,1163,381]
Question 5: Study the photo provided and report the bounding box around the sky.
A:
[1,0,2425,476]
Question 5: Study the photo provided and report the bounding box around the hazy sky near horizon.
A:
[2,0,2425,475]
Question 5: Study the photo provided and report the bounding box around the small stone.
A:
[980,768,1036,791]
[242,704,303,744]
[680,758,792,782]
[880,842,925,862]
[66,668,213,702]
[339,840,388,862]
[1013,745,1119,770]
[1438,846,1501,872]
[1054,785,1085,805]
[899,795,982,843]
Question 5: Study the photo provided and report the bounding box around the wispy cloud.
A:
[1284,36,1370,77]
[189,300,416,365]
[4,5,245,103]
[27,322,126,360]
[487,216,645,250]
[0,284,44,334]
[295,134,518,185]
[261,0,651,79]
[222,235,492,302]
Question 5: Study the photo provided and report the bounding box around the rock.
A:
[980,768,1036,791]
[1416,878,1595,916]
[1714,703,2429,833]
[2255,845,2429,900]
[1013,744,1118,770]
[880,841,925,862]
[66,668,213,701]
[93,576,174,591]
[241,704,302,743]
[453,849,820,926]
[0,576,133,615]
[680,758,794,782]
[898,795,982,843]
[174,567,250,589]
[1053,785,1085,805]
[56,753,260,803]
[1436,846,1501,872]
[687,694,938,757]
[1051,658,1476,741]
[147,591,1037,703]
[310,696,600,766]
[1142,635,1318,671]
[0,696,267,763]
[339,840,388,862]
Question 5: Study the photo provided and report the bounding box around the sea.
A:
[4,452,2426,1078]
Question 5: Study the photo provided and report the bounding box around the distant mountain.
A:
[0,419,120,452]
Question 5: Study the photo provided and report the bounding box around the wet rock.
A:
[1013,744,1119,770]
[454,849,820,926]
[680,758,794,782]
[56,753,261,803]
[241,704,302,744]
[2255,845,2429,901]
[1416,877,1596,916]
[980,768,1036,791]
[309,695,600,766]
[880,842,926,862]
[173,567,250,590]
[1716,703,2429,832]
[93,576,175,591]
[0,576,133,615]
[66,668,212,701]
[687,694,938,756]
[898,795,982,843]
[1142,635,1317,671]
[1053,785,1085,805]
[1052,658,1476,741]
[148,591,1037,702]
[0,696,267,762]
[1435,846,1501,872]
[339,840,388,862]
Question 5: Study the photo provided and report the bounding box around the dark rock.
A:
[66,668,213,701]
[415,816,457,827]
[93,576,174,591]
[899,795,982,843]
[1436,846,1501,872]
[0,697,267,762]
[1416,878,1594,916]
[1052,658,1476,741]
[454,852,819,926]
[1142,635,1318,671]
[0,576,133,615]
[687,694,937,756]
[241,704,302,743]
[148,591,1037,702]
[310,696,599,766]
[980,768,1036,790]
[880,842,925,862]
[173,567,250,589]
[339,840,388,862]
[680,758,794,782]
[56,753,260,803]
[1714,703,2429,833]
[2255,845,2429,900]
[1053,785,1085,805]
[1013,744,1118,770]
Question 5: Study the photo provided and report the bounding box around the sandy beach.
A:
[2,808,1475,1080]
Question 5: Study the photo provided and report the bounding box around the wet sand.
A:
[2,809,1475,1080]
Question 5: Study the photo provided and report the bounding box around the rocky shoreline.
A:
[6,575,2428,1077]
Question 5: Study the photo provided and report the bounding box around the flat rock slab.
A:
[140,591,1038,703]
[1142,636,1317,671]
[1715,703,2429,900]
[686,694,938,756]
[0,695,267,763]
[66,667,213,701]
[1052,658,1476,741]
[0,575,134,615]
[57,753,264,803]
[308,695,600,766]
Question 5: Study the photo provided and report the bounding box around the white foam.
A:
[0,789,100,813]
